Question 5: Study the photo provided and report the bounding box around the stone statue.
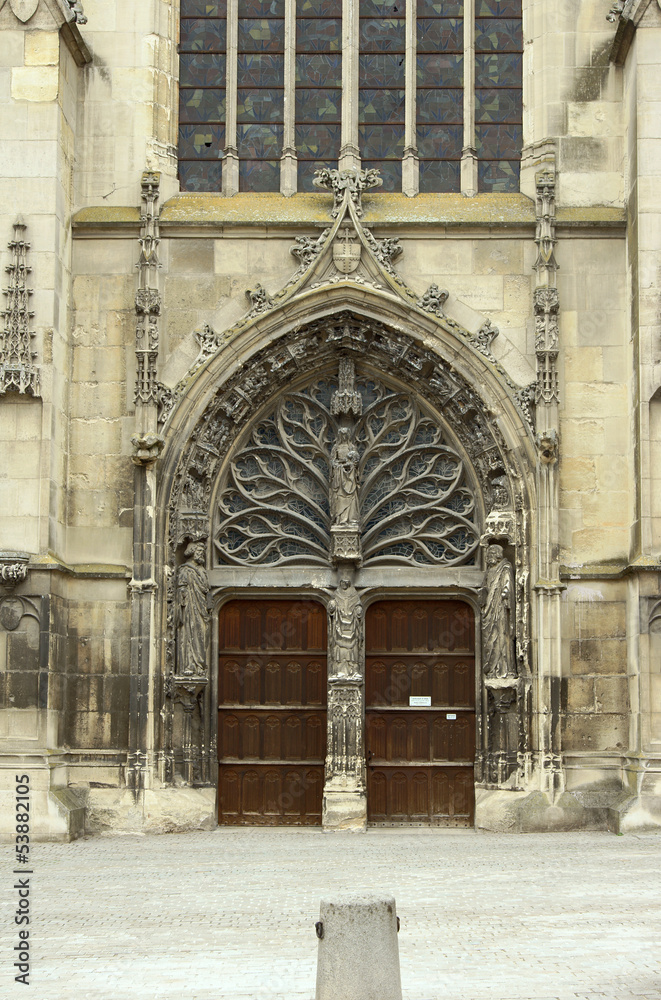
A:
[330,426,360,526]
[480,544,517,679]
[328,573,363,678]
[176,542,210,676]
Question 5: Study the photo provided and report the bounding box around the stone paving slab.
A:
[2,828,660,1000]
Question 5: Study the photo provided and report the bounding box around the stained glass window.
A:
[178,0,523,194]
[179,0,227,193]
[296,0,342,191]
[417,0,463,193]
[475,0,522,192]
[237,0,284,191]
[358,0,405,192]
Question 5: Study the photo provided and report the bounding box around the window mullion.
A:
[223,0,240,196]
[339,0,360,171]
[461,0,477,197]
[402,0,419,197]
[281,0,297,196]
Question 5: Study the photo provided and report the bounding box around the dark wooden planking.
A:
[218,600,327,826]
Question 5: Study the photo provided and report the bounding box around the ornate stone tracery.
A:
[134,172,161,407]
[212,361,481,570]
[1,218,40,397]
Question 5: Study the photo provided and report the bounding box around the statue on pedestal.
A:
[480,543,517,679]
[328,571,363,679]
[330,424,360,526]
[176,541,210,676]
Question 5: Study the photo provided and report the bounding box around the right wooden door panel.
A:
[365,600,476,827]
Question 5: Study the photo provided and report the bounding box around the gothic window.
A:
[213,371,480,568]
[178,0,521,195]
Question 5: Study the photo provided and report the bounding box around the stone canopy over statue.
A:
[480,543,517,680]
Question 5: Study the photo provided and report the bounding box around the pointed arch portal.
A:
[159,306,535,829]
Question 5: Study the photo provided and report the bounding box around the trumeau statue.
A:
[176,541,210,676]
[480,543,517,679]
[330,424,360,526]
[328,572,363,678]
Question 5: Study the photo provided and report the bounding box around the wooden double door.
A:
[365,600,476,826]
[218,597,476,827]
[217,599,327,825]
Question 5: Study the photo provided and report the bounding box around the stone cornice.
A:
[71,197,626,236]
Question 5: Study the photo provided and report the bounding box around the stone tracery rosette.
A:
[212,368,481,569]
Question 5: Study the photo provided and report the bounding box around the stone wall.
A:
[1,0,660,838]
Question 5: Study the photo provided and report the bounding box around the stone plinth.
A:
[315,893,402,1000]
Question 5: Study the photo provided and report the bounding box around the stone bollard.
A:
[314,893,403,1000]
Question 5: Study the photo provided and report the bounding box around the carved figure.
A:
[606,0,626,21]
[480,544,517,679]
[130,432,164,467]
[330,425,360,525]
[68,0,88,23]
[328,574,363,678]
[176,542,210,676]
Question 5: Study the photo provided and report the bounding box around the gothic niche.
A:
[480,542,521,785]
[213,360,480,569]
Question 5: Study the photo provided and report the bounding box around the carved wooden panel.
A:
[218,600,327,825]
[365,600,475,826]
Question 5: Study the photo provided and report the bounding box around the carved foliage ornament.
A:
[1,218,40,397]
[0,551,29,589]
[313,167,383,218]
[417,284,449,318]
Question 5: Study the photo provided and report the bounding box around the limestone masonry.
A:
[0,0,660,839]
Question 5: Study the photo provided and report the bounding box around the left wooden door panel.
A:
[218,600,327,826]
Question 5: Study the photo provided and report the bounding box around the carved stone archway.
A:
[156,309,536,828]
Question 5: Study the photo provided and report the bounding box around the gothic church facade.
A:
[1,0,660,838]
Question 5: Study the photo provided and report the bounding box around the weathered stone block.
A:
[574,601,626,639]
[473,240,523,276]
[11,66,58,103]
[169,238,215,273]
[24,31,59,67]
[562,713,628,753]
[0,30,25,67]
[595,675,629,713]
[559,456,597,493]
[570,637,627,675]
[564,676,595,712]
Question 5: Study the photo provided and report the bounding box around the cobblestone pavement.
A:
[2,828,660,1000]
